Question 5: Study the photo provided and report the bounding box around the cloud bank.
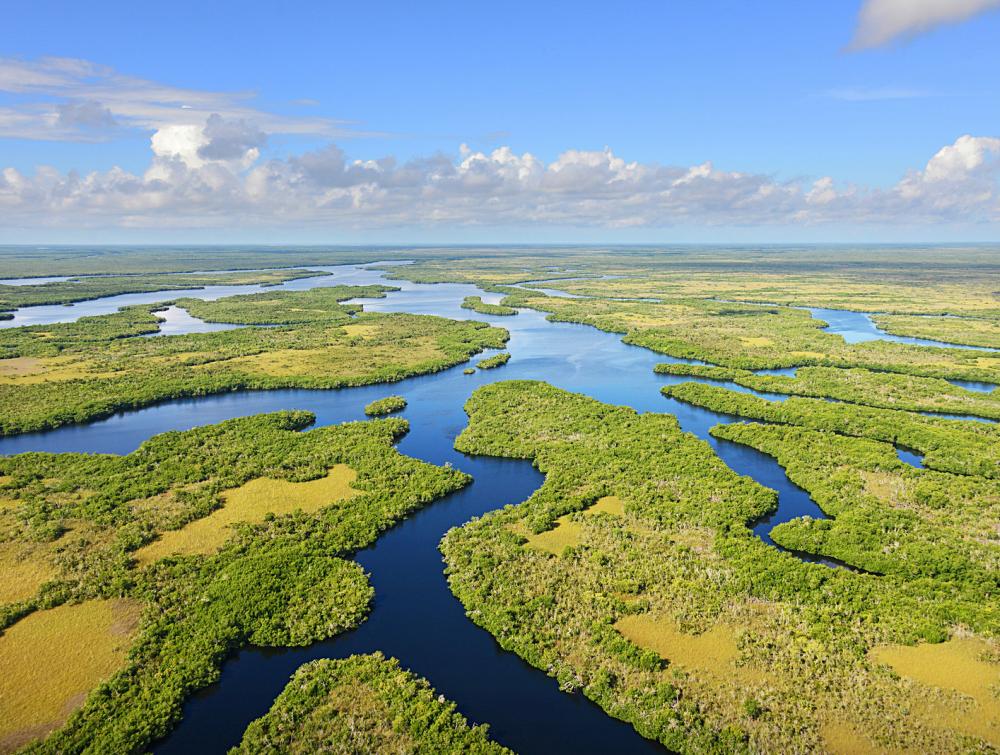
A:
[1,117,998,231]
[851,0,1000,49]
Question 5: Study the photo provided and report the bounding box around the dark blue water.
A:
[0,269,888,753]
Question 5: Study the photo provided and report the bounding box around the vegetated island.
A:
[476,352,511,370]
[364,395,407,416]
[234,653,510,754]
[461,296,518,316]
[655,363,1000,420]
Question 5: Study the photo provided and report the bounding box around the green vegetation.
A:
[0,286,507,435]
[0,247,415,277]
[234,653,510,754]
[442,381,999,753]
[868,637,999,746]
[177,285,393,324]
[389,247,1000,376]
[494,287,1000,383]
[0,308,167,356]
[0,411,469,752]
[0,269,326,317]
[476,352,511,369]
[364,395,407,416]
[709,421,999,589]
[4,246,1000,753]
[461,296,518,316]
[0,284,389,360]
[656,363,1000,419]
[390,246,1000,318]
[663,382,1000,478]
[873,313,1000,349]
[133,466,361,565]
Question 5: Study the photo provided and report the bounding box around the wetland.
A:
[0,247,997,754]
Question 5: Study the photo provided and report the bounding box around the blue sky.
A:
[2,0,1000,242]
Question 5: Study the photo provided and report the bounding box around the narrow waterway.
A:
[0,264,960,753]
[143,305,244,337]
[807,306,997,352]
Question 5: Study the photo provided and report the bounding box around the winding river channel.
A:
[0,264,993,753]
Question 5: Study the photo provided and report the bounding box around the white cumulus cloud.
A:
[2,122,999,232]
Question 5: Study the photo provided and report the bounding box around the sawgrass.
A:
[614,614,746,678]
[525,518,583,554]
[524,495,625,554]
[0,599,141,752]
[817,721,882,755]
[0,544,57,604]
[589,495,625,515]
[870,637,1000,747]
[0,356,105,385]
[340,323,381,338]
[135,465,360,565]
[739,337,774,347]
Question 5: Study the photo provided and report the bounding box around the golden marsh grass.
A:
[0,356,104,385]
[135,465,360,564]
[817,721,882,755]
[524,496,625,554]
[0,543,57,604]
[615,614,744,677]
[340,323,381,338]
[0,475,16,510]
[740,337,774,347]
[870,637,1000,747]
[588,495,625,515]
[524,518,583,554]
[0,599,141,752]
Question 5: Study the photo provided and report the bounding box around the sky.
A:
[2,0,1000,243]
